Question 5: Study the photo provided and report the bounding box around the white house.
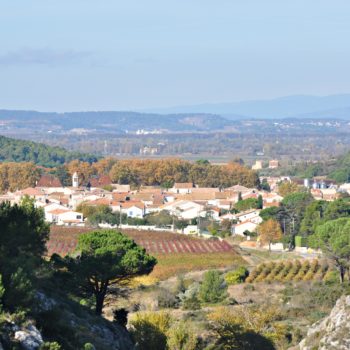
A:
[48,209,84,225]
[233,209,262,224]
[160,200,205,220]
[121,203,145,218]
[44,203,69,221]
[169,183,194,194]
[232,221,258,236]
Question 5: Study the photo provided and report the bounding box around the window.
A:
[76,215,82,219]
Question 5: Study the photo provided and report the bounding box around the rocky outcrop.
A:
[1,319,43,350]
[293,295,350,350]
[14,324,43,349]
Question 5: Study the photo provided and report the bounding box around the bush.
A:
[4,267,34,311]
[113,308,128,328]
[39,342,62,350]
[323,270,339,284]
[157,288,179,309]
[167,321,198,350]
[295,236,308,247]
[130,311,172,350]
[180,283,201,310]
[225,267,249,285]
[199,270,228,304]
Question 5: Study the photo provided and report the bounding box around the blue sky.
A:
[1,0,350,111]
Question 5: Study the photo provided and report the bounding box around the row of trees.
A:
[0,157,259,192]
[61,158,259,188]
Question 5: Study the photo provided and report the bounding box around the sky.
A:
[0,0,350,112]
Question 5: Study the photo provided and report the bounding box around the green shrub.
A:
[39,342,62,350]
[199,270,228,304]
[225,267,249,285]
[323,270,339,284]
[295,236,308,247]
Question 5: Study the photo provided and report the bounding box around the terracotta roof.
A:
[48,209,70,215]
[37,174,62,188]
[174,183,194,189]
[112,193,130,201]
[85,198,111,206]
[120,201,145,210]
[21,188,43,196]
[89,175,112,188]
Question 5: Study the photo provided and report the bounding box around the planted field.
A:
[48,226,234,256]
[48,226,244,281]
[246,259,331,283]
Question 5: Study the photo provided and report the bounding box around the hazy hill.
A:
[0,135,98,167]
[143,94,350,119]
[0,110,233,133]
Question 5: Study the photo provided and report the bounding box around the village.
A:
[0,168,346,249]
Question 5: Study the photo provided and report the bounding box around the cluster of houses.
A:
[0,171,348,236]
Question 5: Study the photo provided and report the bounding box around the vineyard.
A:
[246,259,333,283]
[47,226,244,281]
[47,226,234,256]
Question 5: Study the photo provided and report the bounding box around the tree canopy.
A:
[0,197,49,310]
[0,135,98,167]
[258,219,283,251]
[68,229,157,314]
[309,218,350,283]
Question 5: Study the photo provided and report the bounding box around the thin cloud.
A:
[0,47,92,66]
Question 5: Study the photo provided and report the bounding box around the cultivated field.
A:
[48,226,245,281]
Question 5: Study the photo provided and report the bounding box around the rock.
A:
[293,295,350,350]
[14,324,43,350]
[35,291,57,312]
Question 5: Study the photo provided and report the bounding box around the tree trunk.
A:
[268,242,271,252]
[339,265,345,284]
[95,291,106,315]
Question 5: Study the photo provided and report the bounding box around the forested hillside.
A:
[0,135,98,167]
[278,150,350,183]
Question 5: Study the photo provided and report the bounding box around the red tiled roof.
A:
[89,175,112,188]
[174,183,194,189]
[37,175,62,188]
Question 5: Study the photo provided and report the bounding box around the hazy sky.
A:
[1,0,350,111]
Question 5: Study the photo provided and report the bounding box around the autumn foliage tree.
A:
[108,159,259,188]
[277,181,300,197]
[258,219,283,251]
[0,162,40,192]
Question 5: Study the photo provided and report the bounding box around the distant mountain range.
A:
[0,110,234,133]
[1,94,350,138]
[142,94,350,119]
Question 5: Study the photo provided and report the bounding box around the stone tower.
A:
[72,172,79,188]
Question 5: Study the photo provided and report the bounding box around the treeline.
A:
[0,135,98,167]
[60,158,259,188]
[0,157,259,192]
